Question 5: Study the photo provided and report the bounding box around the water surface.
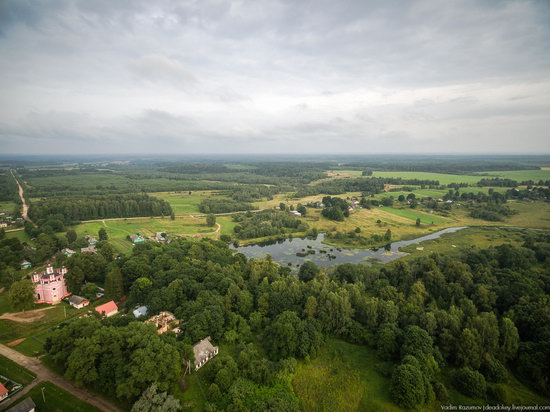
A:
[233,227,466,267]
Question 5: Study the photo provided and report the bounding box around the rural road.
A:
[0,344,122,412]
[10,170,33,226]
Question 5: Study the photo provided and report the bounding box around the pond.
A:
[232,227,467,267]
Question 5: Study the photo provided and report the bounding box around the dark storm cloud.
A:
[0,0,549,154]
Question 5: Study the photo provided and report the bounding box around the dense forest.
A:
[198,198,256,214]
[40,231,550,410]
[28,194,173,225]
[0,170,18,202]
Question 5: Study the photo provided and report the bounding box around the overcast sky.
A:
[0,0,549,155]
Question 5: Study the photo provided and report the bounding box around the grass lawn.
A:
[152,190,228,215]
[4,229,32,244]
[9,381,101,412]
[73,216,218,254]
[0,201,17,214]
[0,354,36,385]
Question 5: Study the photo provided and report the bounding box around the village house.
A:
[129,234,145,244]
[0,222,7,228]
[68,295,89,309]
[0,383,8,401]
[145,311,180,334]
[32,265,70,305]
[5,397,36,412]
[20,260,32,270]
[290,210,302,217]
[133,305,148,318]
[61,248,76,257]
[80,245,97,254]
[193,337,219,370]
[95,300,118,317]
[155,232,168,242]
[85,235,97,245]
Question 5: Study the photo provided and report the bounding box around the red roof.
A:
[0,383,8,396]
[95,300,118,315]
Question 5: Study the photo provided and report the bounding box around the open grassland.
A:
[0,354,36,384]
[4,229,32,243]
[371,171,484,185]
[507,200,550,229]
[10,381,101,412]
[252,192,363,210]
[74,216,218,253]
[399,227,528,259]
[485,169,550,182]
[293,338,550,412]
[0,297,109,357]
[0,201,16,213]
[152,190,228,215]
[378,206,450,225]
[293,338,404,411]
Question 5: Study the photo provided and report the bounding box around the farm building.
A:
[95,301,118,317]
[20,260,32,270]
[69,295,89,309]
[32,265,70,305]
[0,383,8,401]
[5,397,36,412]
[145,311,180,334]
[133,306,148,318]
[193,337,219,370]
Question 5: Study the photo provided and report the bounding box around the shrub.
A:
[452,367,487,398]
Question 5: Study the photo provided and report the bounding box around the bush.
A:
[481,355,508,383]
[452,367,487,398]
[433,382,448,402]
[486,384,509,403]
[391,361,426,409]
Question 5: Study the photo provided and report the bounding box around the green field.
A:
[152,191,227,215]
[485,169,550,182]
[73,216,218,253]
[0,201,17,214]
[379,206,450,225]
[8,381,100,412]
[293,338,550,412]
[0,354,36,385]
[371,171,484,185]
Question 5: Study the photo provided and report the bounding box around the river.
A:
[232,227,467,267]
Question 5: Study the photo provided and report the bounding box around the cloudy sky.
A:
[1,0,549,155]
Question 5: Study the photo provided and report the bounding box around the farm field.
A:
[371,171,485,185]
[485,169,550,182]
[378,206,451,225]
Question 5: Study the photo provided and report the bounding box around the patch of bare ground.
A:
[0,307,54,323]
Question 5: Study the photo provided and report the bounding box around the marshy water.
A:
[233,227,467,267]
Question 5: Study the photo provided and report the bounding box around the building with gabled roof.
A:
[193,337,218,370]
[95,300,118,317]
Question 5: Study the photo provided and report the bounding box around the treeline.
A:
[43,232,550,409]
[478,178,518,187]
[0,170,19,202]
[229,185,281,202]
[233,210,308,239]
[198,198,256,214]
[296,177,386,197]
[28,194,173,225]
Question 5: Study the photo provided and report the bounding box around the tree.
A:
[8,279,35,311]
[297,204,307,216]
[105,267,124,301]
[416,218,421,227]
[66,229,77,244]
[206,214,216,227]
[279,202,286,211]
[298,261,320,282]
[131,383,181,412]
[384,229,392,242]
[457,328,483,369]
[0,267,17,289]
[391,361,426,409]
[452,367,487,398]
[98,227,108,241]
[500,317,519,362]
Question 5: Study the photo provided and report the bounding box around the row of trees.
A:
[29,194,173,225]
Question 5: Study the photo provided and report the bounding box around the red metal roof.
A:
[0,383,8,396]
[95,300,118,315]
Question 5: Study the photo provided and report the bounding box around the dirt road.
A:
[10,170,33,225]
[0,344,122,412]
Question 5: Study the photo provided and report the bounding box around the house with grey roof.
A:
[193,337,218,370]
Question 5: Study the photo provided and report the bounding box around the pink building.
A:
[31,265,70,305]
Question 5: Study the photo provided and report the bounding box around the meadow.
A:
[152,191,228,215]
[0,354,36,385]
